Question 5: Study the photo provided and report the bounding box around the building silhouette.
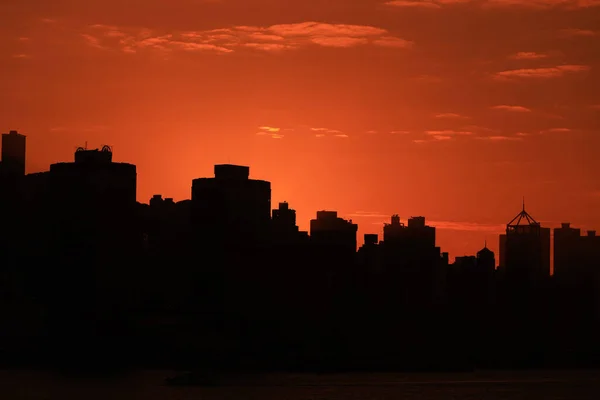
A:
[502,203,551,285]
[0,130,26,178]
[2,130,600,371]
[191,164,271,248]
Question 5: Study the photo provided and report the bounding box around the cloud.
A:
[462,125,497,133]
[310,127,347,137]
[11,54,31,59]
[256,126,284,138]
[386,0,600,9]
[366,130,378,134]
[311,127,342,133]
[558,28,597,37]
[540,127,572,133]
[475,135,523,141]
[510,51,548,60]
[425,130,473,136]
[590,105,600,110]
[434,112,469,119]
[385,0,472,8]
[390,130,411,134]
[493,65,590,80]
[348,211,389,218]
[360,212,506,233]
[81,34,107,50]
[258,126,280,133]
[385,1,443,8]
[427,220,506,233]
[84,22,413,54]
[482,0,600,9]
[372,36,414,49]
[491,105,532,112]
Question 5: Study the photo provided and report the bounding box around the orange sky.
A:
[2,0,600,261]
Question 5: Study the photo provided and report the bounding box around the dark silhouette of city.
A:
[1,129,600,374]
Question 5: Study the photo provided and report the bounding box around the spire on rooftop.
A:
[507,198,539,227]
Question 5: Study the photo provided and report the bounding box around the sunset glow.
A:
[2,0,599,261]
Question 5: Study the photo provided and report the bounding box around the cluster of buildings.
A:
[1,129,600,369]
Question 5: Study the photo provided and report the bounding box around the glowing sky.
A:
[2,0,599,261]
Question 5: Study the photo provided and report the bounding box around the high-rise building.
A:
[503,203,551,284]
[191,164,271,245]
[477,243,496,272]
[1,130,26,177]
[554,222,581,280]
[310,210,358,254]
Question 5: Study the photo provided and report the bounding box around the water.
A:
[1,370,600,399]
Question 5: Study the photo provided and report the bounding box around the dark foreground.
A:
[1,370,600,399]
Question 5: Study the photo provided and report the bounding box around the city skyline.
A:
[2,0,600,261]
[2,133,599,372]
[2,131,599,269]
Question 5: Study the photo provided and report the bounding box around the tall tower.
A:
[1,130,26,177]
[504,201,551,283]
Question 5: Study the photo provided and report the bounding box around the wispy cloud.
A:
[256,126,284,138]
[84,22,413,54]
[462,125,497,133]
[482,0,600,9]
[258,126,280,132]
[425,130,473,136]
[491,105,532,112]
[11,54,31,59]
[81,34,107,50]
[310,127,347,137]
[390,130,411,134]
[311,127,342,133]
[427,220,506,233]
[366,130,378,134]
[510,51,548,60]
[434,113,469,119]
[372,36,414,48]
[475,135,523,141]
[493,65,590,80]
[558,28,597,37]
[359,211,506,233]
[348,211,388,218]
[385,0,472,8]
[433,135,453,140]
[386,0,600,10]
[540,127,572,133]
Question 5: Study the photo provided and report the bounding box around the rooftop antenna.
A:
[484,239,487,248]
[522,196,525,212]
[85,141,88,150]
